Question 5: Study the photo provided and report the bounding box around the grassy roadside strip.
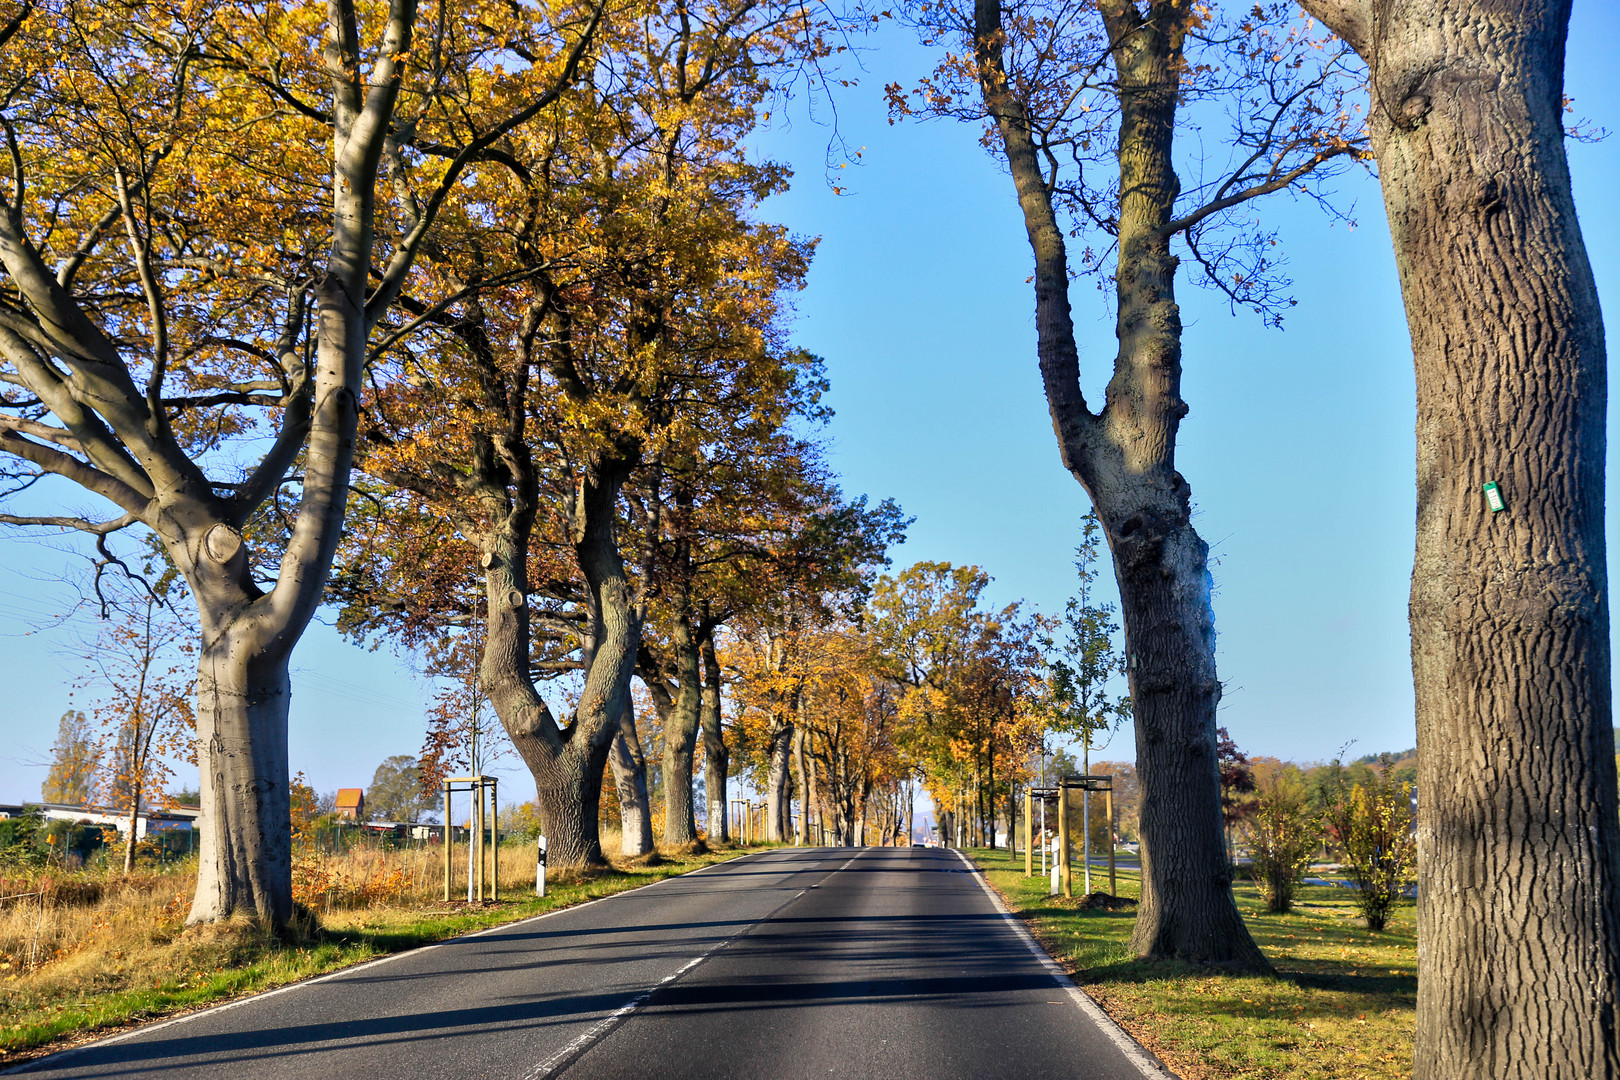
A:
[0,844,752,1068]
[964,846,1415,1080]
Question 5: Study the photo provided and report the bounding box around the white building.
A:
[0,802,201,840]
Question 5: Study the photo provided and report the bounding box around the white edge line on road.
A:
[952,848,1178,1080]
[523,950,703,1080]
[523,848,864,1080]
[3,848,784,1076]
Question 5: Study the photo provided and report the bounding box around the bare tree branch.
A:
[364,0,610,326]
[1160,144,1362,238]
[0,429,149,515]
[0,414,81,449]
[0,509,139,534]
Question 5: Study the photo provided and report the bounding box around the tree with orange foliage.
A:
[0,0,603,924]
[796,627,905,846]
[870,561,1038,847]
[727,620,904,846]
[331,0,852,866]
[716,486,906,844]
[635,438,906,847]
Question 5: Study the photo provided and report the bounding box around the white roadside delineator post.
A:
[537,835,548,898]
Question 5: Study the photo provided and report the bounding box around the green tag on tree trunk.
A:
[1483,480,1505,513]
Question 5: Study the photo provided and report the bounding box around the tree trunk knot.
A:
[204,523,243,564]
[1399,92,1430,126]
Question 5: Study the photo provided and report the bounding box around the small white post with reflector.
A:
[536,835,548,898]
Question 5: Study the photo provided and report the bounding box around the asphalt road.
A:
[13,847,1166,1080]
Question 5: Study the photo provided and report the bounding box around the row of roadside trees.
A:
[0,0,1609,1075]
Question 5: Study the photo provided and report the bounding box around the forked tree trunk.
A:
[525,736,615,867]
[189,632,293,925]
[656,624,703,847]
[608,698,654,857]
[971,0,1266,970]
[481,461,641,868]
[765,719,793,841]
[1299,3,1617,1075]
[700,634,727,841]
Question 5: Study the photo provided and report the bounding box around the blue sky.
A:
[2,4,1616,805]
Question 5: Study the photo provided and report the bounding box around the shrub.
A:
[0,809,46,868]
[502,802,545,843]
[1326,756,1416,931]
[1243,760,1319,913]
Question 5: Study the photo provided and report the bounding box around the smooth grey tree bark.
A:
[792,721,810,844]
[700,632,728,841]
[607,696,655,856]
[0,0,603,923]
[1297,3,1617,1075]
[3,0,414,925]
[478,450,642,867]
[642,620,705,847]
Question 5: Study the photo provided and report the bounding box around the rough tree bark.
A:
[700,631,728,841]
[642,619,704,847]
[971,0,1268,968]
[607,696,655,856]
[766,714,794,841]
[1297,2,1617,1075]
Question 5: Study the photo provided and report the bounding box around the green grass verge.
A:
[0,844,750,1066]
[966,846,1415,1080]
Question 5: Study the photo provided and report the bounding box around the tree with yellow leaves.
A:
[0,0,603,923]
[330,0,858,866]
[870,561,1039,847]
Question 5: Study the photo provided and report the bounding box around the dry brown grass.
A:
[290,835,620,909]
[0,838,548,981]
[1,865,191,980]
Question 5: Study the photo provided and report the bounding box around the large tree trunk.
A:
[182,3,422,923]
[608,697,654,857]
[970,0,1266,970]
[656,622,703,847]
[1112,505,1248,963]
[482,459,640,868]
[1298,3,1617,1075]
[189,633,293,925]
[700,633,728,842]
[526,736,615,868]
[179,275,369,925]
[792,723,809,844]
[765,718,793,841]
